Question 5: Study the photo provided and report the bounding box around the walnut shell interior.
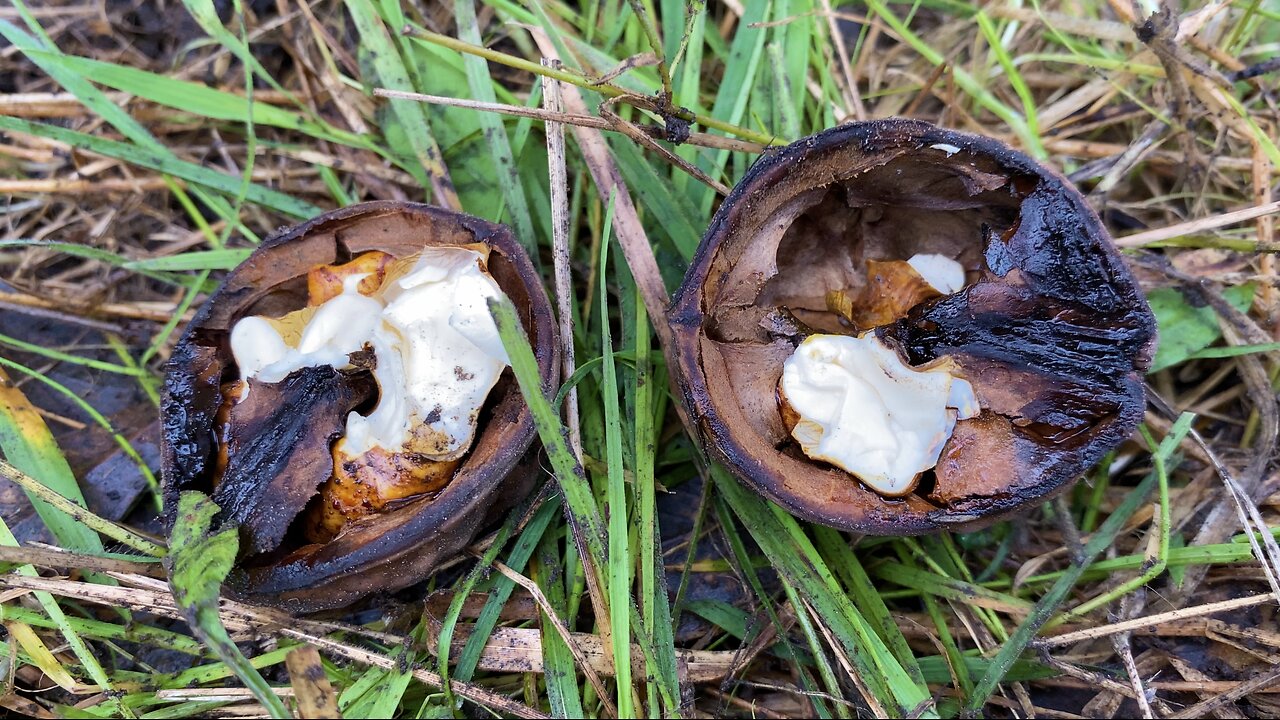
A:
[161,201,558,611]
[668,119,1156,534]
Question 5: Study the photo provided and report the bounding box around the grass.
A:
[1,0,1279,717]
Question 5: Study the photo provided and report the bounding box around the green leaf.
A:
[165,492,290,719]
[1147,284,1256,373]
[0,372,104,555]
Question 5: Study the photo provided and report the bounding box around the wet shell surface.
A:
[161,201,558,612]
[668,119,1156,534]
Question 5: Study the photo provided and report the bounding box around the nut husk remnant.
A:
[668,119,1156,534]
[162,201,558,612]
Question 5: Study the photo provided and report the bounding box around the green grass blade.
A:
[0,518,120,701]
[534,527,586,718]
[0,357,159,505]
[714,467,935,717]
[776,0,813,125]
[598,201,635,717]
[714,498,839,718]
[0,116,320,219]
[0,239,191,287]
[340,667,414,718]
[975,12,1040,144]
[0,604,204,657]
[871,561,1035,614]
[29,51,372,149]
[778,576,844,718]
[606,138,702,264]
[632,283,680,713]
[455,501,558,681]
[692,0,773,214]
[487,296,609,585]
[344,0,457,207]
[813,527,926,686]
[964,413,1195,712]
[862,0,1046,158]
[124,250,253,272]
[453,0,539,260]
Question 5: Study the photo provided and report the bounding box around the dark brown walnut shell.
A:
[668,119,1156,534]
[161,201,558,612]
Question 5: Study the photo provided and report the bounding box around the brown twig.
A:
[372,88,766,153]
[0,545,165,579]
[1168,664,1280,719]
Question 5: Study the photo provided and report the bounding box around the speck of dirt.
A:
[424,405,443,424]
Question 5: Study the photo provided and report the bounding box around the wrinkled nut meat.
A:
[162,202,558,611]
[668,119,1156,534]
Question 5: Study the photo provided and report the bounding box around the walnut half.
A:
[161,201,558,612]
[668,119,1156,534]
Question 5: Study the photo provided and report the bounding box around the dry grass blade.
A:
[526,35,672,355]
[433,624,733,683]
[0,572,548,719]
[803,598,888,718]
[1169,665,1280,720]
[486,558,617,718]
[1040,592,1280,647]
[1117,200,1280,247]
[597,95,731,196]
[0,458,163,557]
[285,645,341,719]
[0,544,164,578]
[541,59,582,461]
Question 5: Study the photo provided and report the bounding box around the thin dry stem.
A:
[1116,200,1280,247]
[542,60,583,462]
[487,558,617,717]
[1039,593,1280,647]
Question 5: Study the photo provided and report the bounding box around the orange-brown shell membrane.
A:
[307,250,394,302]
